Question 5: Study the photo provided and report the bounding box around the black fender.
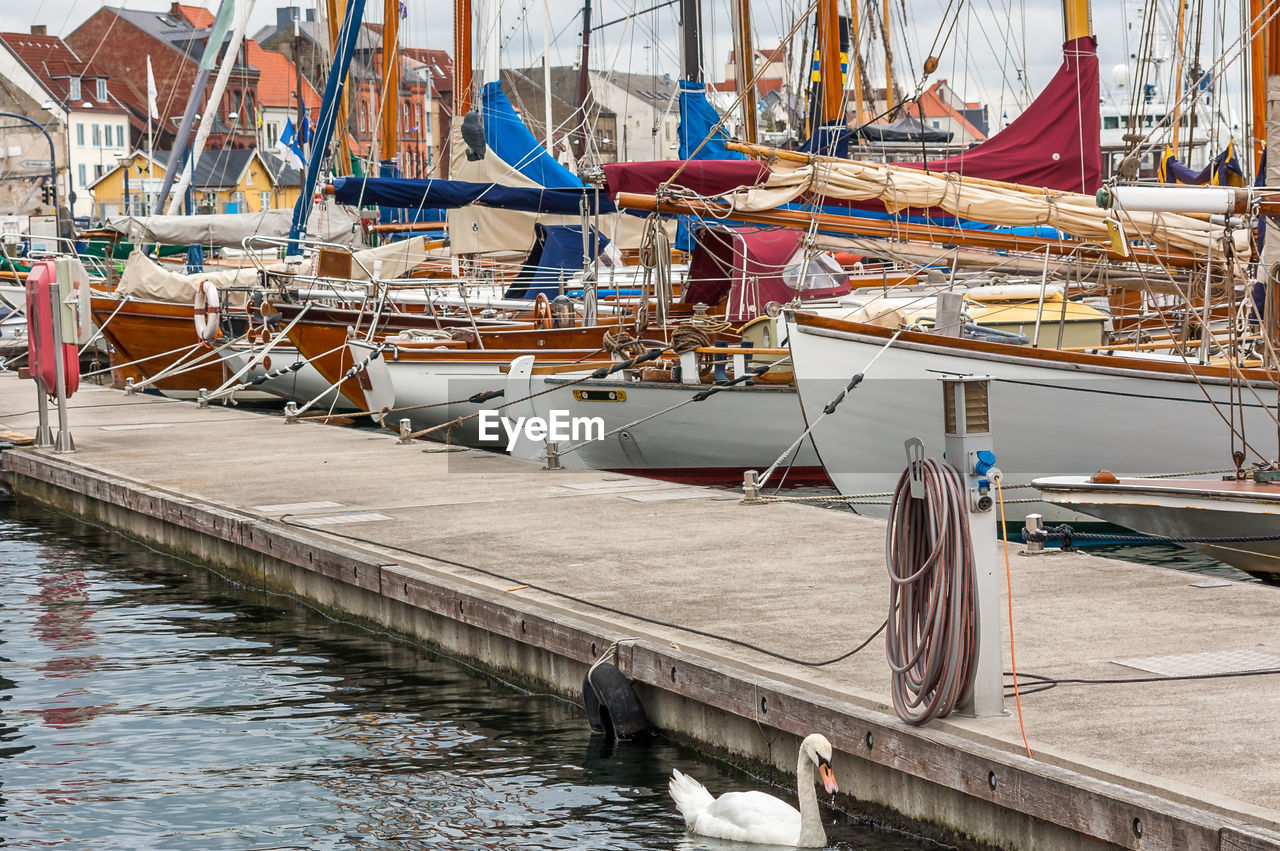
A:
[582,661,651,740]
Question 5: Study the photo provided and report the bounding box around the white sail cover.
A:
[721,160,1248,257]
[105,201,363,249]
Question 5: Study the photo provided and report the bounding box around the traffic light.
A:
[41,180,55,206]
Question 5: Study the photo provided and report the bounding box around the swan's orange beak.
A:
[819,761,838,794]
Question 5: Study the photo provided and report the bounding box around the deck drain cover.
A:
[1113,650,1280,678]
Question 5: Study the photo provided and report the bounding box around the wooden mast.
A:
[379,0,400,167]
[816,0,843,124]
[1251,0,1266,175]
[454,0,473,117]
[325,0,352,175]
[848,0,864,124]
[880,0,895,113]
[1169,0,1188,157]
[1061,0,1091,41]
[730,0,757,144]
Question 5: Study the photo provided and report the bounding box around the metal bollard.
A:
[398,418,414,445]
[742,469,760,500]
[197,388,209,408]
[125,377,136,395]
[283,401,299,423]
[544,441,562,470]
[1024,513,1045,554]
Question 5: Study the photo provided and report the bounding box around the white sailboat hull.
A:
[786,313,1280,523]
[505,374,826,485]
[1034,476,1280,582]
[221,344,359,411]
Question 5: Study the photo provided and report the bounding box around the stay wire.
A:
[277,514,886,668]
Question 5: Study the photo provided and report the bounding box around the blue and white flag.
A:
[277,117,305,170]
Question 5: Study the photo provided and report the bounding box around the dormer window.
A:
[96,78,107,101]
[68,77,81,100]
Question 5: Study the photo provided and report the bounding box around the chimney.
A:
[31,24,47,35]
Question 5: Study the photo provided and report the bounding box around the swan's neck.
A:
[795,749,826,848]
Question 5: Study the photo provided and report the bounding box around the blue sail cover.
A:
[505,223,611,299]
[676,81,746,249]
[678,80,747,161]
[330,177,614,215]
[483,81,584,188]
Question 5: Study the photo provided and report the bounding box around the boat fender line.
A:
[1022,524,1280,551]
[691,362,773,401]
[193,279,220,344]
[245,361,306,388]
[589,347,663,379]
[823,373,864,415]
[582,661,651,740]
[468,389,504,404]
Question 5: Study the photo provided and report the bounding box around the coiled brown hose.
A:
[885,457,977,725]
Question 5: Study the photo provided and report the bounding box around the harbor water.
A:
[0,501,940,850]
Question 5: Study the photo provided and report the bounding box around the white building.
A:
[0,27,134,220]
[589,71,680,163]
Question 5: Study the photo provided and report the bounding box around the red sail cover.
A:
[602,160,769,200]
[898,37,1101,193]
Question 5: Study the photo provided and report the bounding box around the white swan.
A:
[668,733,839,847]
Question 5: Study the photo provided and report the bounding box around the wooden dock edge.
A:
[3,447,1278,851]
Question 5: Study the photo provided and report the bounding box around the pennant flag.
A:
[146,56,159,120]
[199,0,237,72]
[300,113,313,145]
[277,117,305,169]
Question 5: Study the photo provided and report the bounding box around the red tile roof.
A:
[707,78,783,96]
[246,39,320,112]
[0,31,131,112]
[171,4,215,28]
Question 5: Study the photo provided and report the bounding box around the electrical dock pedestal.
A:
[1,371,1279,849]
[942,376,1005,720]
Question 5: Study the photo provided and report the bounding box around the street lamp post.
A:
[0,111,61,238]
[117,154,131,217]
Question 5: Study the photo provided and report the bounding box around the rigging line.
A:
[591,0,681,31]
[1112,203,1279,459]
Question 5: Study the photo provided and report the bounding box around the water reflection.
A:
[0,502,941,850]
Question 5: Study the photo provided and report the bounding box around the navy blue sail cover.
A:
[330,177,615,215]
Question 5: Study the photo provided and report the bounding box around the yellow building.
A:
[89,148,304,220]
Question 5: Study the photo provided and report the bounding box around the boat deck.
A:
[1,371,1278,849]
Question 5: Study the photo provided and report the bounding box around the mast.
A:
[880,0,895,113]
[288,0,369,252]
[1061,0,1091,42]
[1251,0,1266,175]
[454,0,473,116]
[325,0,353,176]
[1169,0,1188,156]
[680,0,702,84]
[816,0,843,124]
[730,0,757,143]
[380,0,400,169]
[543,0,554,155]
[573,0,593,161]
[848,0,864,124]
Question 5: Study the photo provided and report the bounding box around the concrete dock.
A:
[2,370,1278,850]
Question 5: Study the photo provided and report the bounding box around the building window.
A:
[118,125,127,148]
[267,123,279,146]
[76,123,84,146]
[1103,116,1119,130]
[69,77,81,100]
[96,78,107,101]
[92,124,101,146]
[260,190,270,211]
[94,164,104,178]
[78,164,87,187]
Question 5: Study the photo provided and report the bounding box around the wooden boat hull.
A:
[1034,476,1280,583]
[786,311,1280,522]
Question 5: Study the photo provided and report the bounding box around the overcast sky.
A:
[0,0,1254,127]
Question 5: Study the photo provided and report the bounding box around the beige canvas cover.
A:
[116,250,253,307]
[445,125,673,254]
[720,160,1247,257]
